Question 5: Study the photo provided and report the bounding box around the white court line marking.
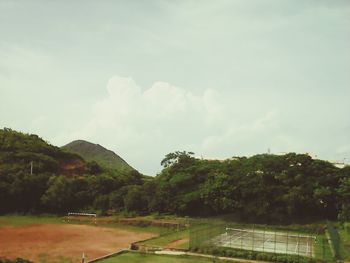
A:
[263,236,272,247]
[225,228,315,239]
[222,231,252,248]
[226,231,244,239]
[229,231,250,242]
[219,231,313,257]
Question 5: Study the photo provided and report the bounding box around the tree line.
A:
[145,151,350,223]
[0,129,349,223]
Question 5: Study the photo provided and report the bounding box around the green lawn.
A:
[314,234,334,262]
[140,229,189,249]
[338,222,350,260]
[98,252,226,263]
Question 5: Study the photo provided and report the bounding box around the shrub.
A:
[192,246,317,263]
[345,222,350,234]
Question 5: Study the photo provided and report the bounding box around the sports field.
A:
[0,216,156,263]
[212,228,315,257]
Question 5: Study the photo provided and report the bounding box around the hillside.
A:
[0,128,86,175]
[1,128,349,223]
[62,140,134,171]
[0,128,144,214]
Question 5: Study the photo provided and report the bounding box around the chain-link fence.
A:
[326,221,340,259]
[189,221,334,262]
[213,227,315,257]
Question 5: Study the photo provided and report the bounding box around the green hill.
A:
[62,140,134,171]
[0,128,86,175]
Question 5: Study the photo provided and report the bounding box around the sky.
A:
[1,0,349,175]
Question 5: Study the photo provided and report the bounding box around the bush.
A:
[191,246,317,263]
[345,222,350,234]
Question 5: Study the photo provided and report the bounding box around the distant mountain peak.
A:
[62,140,134,171]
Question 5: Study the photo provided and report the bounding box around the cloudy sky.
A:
[1,0,349,175]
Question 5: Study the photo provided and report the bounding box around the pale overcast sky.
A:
[1,0,349,175]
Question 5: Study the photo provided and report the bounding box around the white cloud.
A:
[1,1,349,174]
[63,75,282,175]
[336,144,350,156]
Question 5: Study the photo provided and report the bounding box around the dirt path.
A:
[0,224,156,262]
[164,238,189,249]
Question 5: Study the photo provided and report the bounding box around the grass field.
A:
[139,229,189,249]
[314,235,334,262]
[98,252,227,263]
[338,222,350,260]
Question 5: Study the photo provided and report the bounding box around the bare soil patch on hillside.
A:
[0,224,155,262]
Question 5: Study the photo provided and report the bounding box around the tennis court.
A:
[211,228,316,257]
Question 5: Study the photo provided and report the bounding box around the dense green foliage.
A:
[337,172,350,222]
[62,140,134,172]
[190,246,319,263]
[1,129,349,223]
[142,151,350,223]
[0,128,143,214]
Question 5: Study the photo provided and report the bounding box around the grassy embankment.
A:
[97,251,228,263]
[313,235,333,262]
[338,222,350,260]
[138,229,189,249]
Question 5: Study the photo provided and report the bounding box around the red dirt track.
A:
[0,224,155,262]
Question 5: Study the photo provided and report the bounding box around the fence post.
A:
[252,224,255,252]
[286,231,289,256]
[274,230,277,254]
[263,227,265,252]
[297,234,300,263]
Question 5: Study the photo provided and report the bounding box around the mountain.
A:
[0,128,87,175]
[0,128,143,214]
[62,140,134,171]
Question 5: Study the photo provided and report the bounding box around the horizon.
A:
[2,127,348,175]
[1,1,349,175]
